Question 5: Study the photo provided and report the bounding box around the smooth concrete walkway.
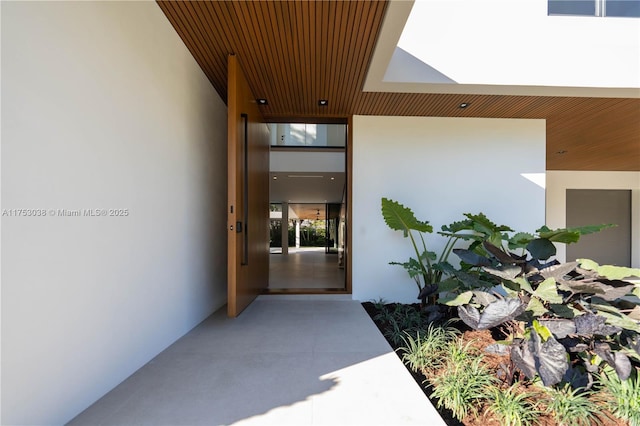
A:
[69,295,445,426]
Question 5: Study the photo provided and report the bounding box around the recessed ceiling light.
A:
[272,176,278,180]
[330,177,335,180]
[257,98,268,105]
[459,102,470,108]
[318,99,328,106]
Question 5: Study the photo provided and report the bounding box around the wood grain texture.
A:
[158,0,639,171]
[227,55,270,317]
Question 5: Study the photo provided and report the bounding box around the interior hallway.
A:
[68,296,445,425]
[269,247,345,290]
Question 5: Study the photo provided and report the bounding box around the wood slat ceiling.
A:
[157,0,640,171]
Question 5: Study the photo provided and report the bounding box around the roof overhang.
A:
[364,0,640,98]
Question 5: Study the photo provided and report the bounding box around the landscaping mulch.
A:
[362,301,628,426]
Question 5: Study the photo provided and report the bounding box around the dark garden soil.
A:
[362,301,628,426]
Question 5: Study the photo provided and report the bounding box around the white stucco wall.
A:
[399,0,640,89]
[352,116,546,303]
[1,2,228,424]
[546,171,640,267]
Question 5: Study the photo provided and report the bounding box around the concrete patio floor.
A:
[68,295,446,425]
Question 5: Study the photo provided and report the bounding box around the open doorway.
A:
[268,122,347,292]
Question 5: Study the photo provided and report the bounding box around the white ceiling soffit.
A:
[270,172,345,204]
[364,0,640,98]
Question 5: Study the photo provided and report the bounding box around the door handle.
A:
[241,113,249,266]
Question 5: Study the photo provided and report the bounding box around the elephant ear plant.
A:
[381,198,511,308]
[450,233,640,388]
[381,197,439,307]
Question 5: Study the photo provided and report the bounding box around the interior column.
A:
[281,202,289,255]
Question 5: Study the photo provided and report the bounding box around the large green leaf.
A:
[578,259,640,280]
[515,276,534,294]
[453,248,492,267]
[440,218,474,233]
[533,278,563,304]
[536,225,580,244]
[465,212,513,235]
[381,198,432,237]
[508,232,535,250]
[437,277,461,293]
[549,303,578,318]
[526,297,549,317]
[569,223,616,235]
[439,290,473,306]
[441,263,492,289]
[527,238,557,261]
[536,224,615,244]
[591,310,640,333]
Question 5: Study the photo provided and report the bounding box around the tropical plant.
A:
[598,365,640,426]
[541,384,603,426]
[381,198,513,306]
[487,383,541,426]
[438,222,616,307]
[381,197,441,305]
[380,198,639,387]
[449,242,640,387]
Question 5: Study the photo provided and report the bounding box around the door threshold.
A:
[258,294,353,301]
[263,288,350,295]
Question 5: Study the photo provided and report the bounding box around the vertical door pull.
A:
[241,113,249,265]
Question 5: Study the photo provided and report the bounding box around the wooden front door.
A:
[227,55,270,317]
